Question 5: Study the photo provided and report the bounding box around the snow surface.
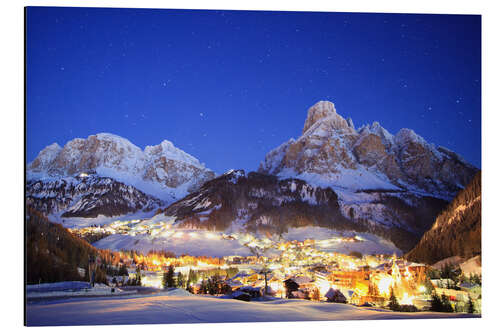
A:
[432,255,482,278]
[460,256,481,277]
[91,221,401,257]
[26,282,137,299]
[93,231,253,257]
[277,167,400,191]
[145,139,205,169]
[51,210,159,229]
[281,227,402,256]
[26,291,477,326]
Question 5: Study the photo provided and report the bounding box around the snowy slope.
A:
[26,292,477,326]
[26,174,164,222]
[156,170,447,252]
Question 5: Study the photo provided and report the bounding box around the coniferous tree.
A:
[177,271,185,288]
[162,265,175,289]
[441,294,454,312]
[467,296,475,314]
[430,292,443,312]
[388,288,400,311]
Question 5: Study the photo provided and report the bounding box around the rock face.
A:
[259,101,477,198]
[253,100,479,251]
[405,172,481,264]
[162,170,447,251]
[26,175,163,219]
[28,133,215,203]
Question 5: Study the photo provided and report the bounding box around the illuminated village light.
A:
[69,216,460,311]
[399,292,415,306]
[377,275,394,297]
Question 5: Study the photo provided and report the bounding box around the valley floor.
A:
[26,289,478,326]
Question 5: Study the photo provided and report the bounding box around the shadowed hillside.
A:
[405,171,481,264]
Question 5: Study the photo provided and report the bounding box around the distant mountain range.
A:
[26,101,479,253]
[27,133,215,220]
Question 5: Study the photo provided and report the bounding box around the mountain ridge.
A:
[405,171,481,264]
[259,101,477,198]
[28,133,216,203]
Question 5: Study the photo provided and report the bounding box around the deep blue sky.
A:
[26,7,481,173]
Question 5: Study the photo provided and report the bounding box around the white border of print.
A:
[2,0,498,332]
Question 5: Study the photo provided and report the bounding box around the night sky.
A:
[26,7,481,174]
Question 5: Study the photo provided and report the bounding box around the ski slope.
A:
[26,290,477,326]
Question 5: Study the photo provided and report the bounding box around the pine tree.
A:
[430,292,443,312]
[441,294,453,312]
[388,288,400,311]
[177,271,185,288]
[162,265,175,289]
[467,296,475,314]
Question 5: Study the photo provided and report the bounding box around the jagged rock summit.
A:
[28,133,215,202]
[260,101,477,198]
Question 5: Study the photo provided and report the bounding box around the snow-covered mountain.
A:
[26,174,163,221]
[259,101,477,198]
[27,133,215,219]
[28,133,215,201]
[149,101,478,252]
[157,170,447,251]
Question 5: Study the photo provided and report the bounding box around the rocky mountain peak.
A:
[394,128,425,147]
[302,100,344,134]
[29,143,62,173]
[145,139,204,169]
[260,101,478,197]
[28,133,215,202]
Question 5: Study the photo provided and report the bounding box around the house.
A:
[325,288,347,303]
[292,275,314,289]
[232,290,251,302]
[284,278,299,298]
[238,286,262,298]
[430,279,455,289]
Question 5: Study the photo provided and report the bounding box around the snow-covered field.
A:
[26,282,137,299]
[93,231,253,257]
[26,289,477,326]
[92,225,401,257]
[281,227,402,255]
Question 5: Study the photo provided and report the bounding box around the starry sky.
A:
[26,7,481,174]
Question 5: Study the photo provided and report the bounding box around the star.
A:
[199,113,204,117]
[60,67,65,71]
